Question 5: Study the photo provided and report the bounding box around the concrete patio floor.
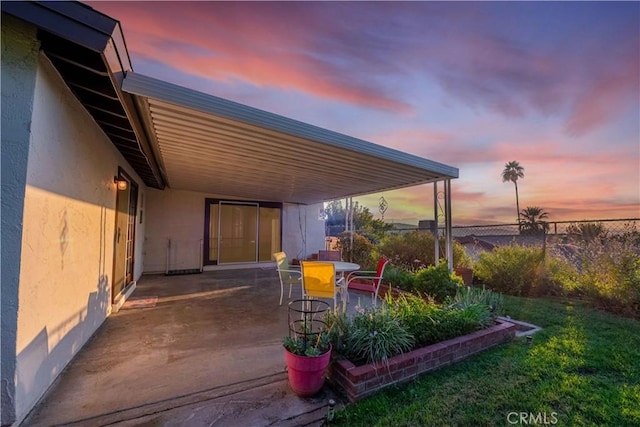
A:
[23,268,372,426]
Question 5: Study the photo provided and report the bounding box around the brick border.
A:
[328,318,517,402]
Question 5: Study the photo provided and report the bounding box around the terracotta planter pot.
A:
[284,346,332,397]
[454,267,474,286]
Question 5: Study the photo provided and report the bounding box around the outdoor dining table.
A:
[326,261,360,275]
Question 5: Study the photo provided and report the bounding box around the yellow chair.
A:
[300,261,345,312]
[273,252,302,305]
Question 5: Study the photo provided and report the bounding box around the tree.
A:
[501,161,525,226]
[566,222,608,242]
[324,200,392,241]
[519,206,549,235]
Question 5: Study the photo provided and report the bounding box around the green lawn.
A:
[331,296,640,426]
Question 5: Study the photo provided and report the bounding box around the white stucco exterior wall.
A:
[143,189,326,272]
[144,188,206,273]
[282,203,326,261]
[14,53,146,422]
[1,16,40,426]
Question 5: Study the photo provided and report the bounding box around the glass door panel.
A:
[204,199,282,265]
[219,203,258,263]
[258,207,281,261]
[209,204,219,261]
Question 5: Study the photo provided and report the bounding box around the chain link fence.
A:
[327,218,640,252]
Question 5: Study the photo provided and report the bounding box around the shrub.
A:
[377,231,471,271]
[574,235,640,318]
[413,263,464,302]
[474,245,545,296]
[337,232,375,268]
[383,265,416,291]
[548,223,640,318]
[538,257,579,297]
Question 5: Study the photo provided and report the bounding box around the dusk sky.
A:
[90,1,639,226]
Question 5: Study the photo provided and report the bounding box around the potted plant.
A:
[453,265,474,286]
[283,329,332,397]
[453,247,474,286]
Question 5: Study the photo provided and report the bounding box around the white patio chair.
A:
[273,252,302,305]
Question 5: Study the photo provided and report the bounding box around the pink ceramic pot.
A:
[284,346,332,397]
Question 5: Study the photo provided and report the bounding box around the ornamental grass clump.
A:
[325,281,505,366]
[348,306,414,365]
[387,291,500,349]
[449,286,504,318]
[325,305,413,366]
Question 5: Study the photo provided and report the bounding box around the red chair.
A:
[346,258,389,306]
[318,250,342,261]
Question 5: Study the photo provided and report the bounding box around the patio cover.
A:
[122,73,458,205]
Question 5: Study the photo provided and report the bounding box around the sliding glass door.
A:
[205,200,281,265]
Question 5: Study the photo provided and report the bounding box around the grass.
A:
[331,295,640,426]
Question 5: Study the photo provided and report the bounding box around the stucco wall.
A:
[13,53,146,422]
[282,203,326,261]
[1,15,40,426]
[144,189,325,272]
[144,188,206,273]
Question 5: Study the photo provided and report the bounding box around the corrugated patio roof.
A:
[123,73,458,205]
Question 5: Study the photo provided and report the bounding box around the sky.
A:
[90,1,639,226]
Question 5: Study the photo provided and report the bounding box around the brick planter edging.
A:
[328,318,517,402]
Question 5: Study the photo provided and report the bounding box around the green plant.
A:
[377,231,470,272]
[566,221,608,242]
[323,310,351,356]
[538,257,579,297]
[332,296,640,426]
[283,331,331,357]
[502,160,525,226]
[383,265,416,291]
[336,231,375,268]
[575,235,640,318]
[519,206,550,235]
[386,293,442,347]
[386,293,493,348]
[449,286,504,318]
[348,307,414,366]
[474,245,545,296]
[413,263,463,302]
[325,304,413,366]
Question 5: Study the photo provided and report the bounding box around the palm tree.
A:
[519,206,549,235]
[566,222,607,242]
[501,161,525,226]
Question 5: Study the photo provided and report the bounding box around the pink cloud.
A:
[565,52,640,136]
[90,1,638,136]
[87,1,638,224]
[91,1,412,112]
